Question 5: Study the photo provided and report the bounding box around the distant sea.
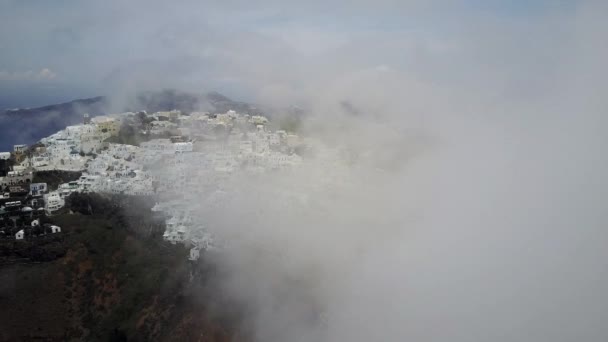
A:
[0,82,101,151]
[0,82,97,111]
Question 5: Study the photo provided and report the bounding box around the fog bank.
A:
[3,0,608,340]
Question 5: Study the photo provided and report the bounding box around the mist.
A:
[3,0,608,341]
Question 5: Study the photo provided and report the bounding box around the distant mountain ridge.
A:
[130,89,264,115]
[0,96,110,151]
[0,90,263,151]
[3,96,108,116]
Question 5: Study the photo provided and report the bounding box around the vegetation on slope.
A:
[0,193,241,341]
[32,170,82,190]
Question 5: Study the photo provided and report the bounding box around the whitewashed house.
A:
[239,140,253,154]
[189,247,200,261]
[250,115,269,125]
[269,133,280,147]
[1,170,33,187]
[80,133,106,154]
[13,144,28,154]
[44,192,65,214]
[32,155,50,168]
[141,139,173,153]
[174,142,193,153]
[30,183,48,196]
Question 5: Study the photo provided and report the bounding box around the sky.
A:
[0,0,583,108]
[2,1,608,341]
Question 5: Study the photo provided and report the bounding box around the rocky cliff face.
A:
[0,194,241,341]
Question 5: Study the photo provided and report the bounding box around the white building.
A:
[44,192,65,214]
[140,139,173,152]
[269,133,280,146]
[174,142,193,153]
[0,170,33,187]
[13,145,27,154]
[12,108,305,260]
[15,229,24,240]
[250,115,269,125]
[31,155,50,168]
[30,183,48,196]
[80,133,106,154]
[189,247,200,261]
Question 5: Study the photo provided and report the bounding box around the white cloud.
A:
[0,68,57,81]
[2,1,608,341]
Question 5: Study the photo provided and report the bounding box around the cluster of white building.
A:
[0,176,63,240]
[14,222,62,241]
[1,145,34,187]
[24,115,122,172]
[0,170,34,188]
[15,109,305,259]
[143,111,303,258]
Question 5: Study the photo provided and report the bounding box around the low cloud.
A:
[2,0,608,341]
[0,68,57,81]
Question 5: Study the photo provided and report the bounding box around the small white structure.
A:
[1,170,33,187]
[44,192,65,214]
[13,145,28,153]
[163,231,180,244]
[50,225,61,233]
[15,229,24,240]
[32,156,50,168]
[174,142,193,153]
[0,152,10,160]
[189,247,200,261]
[31,219,40,227]
[30,183,48,196]
[250,115,269,125]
